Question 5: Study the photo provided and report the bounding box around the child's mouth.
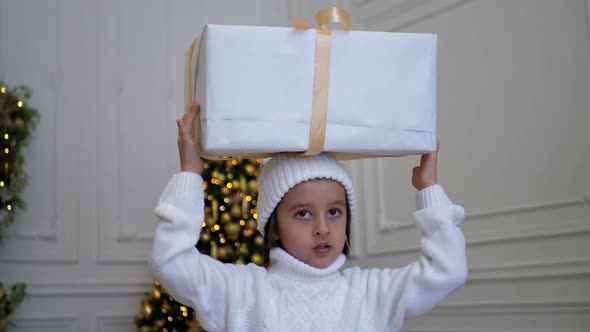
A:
[313,244,331,255]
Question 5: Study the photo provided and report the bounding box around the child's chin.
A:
[309,257,335,269]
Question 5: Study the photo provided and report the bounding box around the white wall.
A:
[0,0,588,331]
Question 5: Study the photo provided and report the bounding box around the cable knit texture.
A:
[151,172,467,332]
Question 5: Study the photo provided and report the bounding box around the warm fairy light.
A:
[213,224,220,231]
[256,159,262,163]
[223,197,230,203]
[234,242,240,247]
[180,306,187,312]
[239,219,246,226]
[202,222,206,227]
[253,213,258,219]
[220,237,226,244]
[231,159,238,165]
[203,182,208,190]
[246,195,252,202]
[219,205,225,211]
[17,101,23,107]
[182,311,188,317]
[226,183,233,189]
[6,205,12,211]
[4,148,8,154]
[3,134,8,140]
[168,316,173,322]
[0,86,5,93]
[0,181,4,187]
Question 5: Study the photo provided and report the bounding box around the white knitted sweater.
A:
[151,172,467,332]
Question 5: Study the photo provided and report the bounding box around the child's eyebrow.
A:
[287,201,346,211]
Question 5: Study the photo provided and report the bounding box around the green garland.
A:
[0,83,39,242]
[0,83,38,330]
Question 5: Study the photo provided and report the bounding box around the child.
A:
[151,105,467,331]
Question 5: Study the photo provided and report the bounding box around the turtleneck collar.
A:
[268,247,346,282]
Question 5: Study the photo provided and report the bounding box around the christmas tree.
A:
[0,83,39,330]
[136,158,264,331]
[0,83,40,242]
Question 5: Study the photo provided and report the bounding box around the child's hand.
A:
[412,139,439,191]
[177,104,203,174]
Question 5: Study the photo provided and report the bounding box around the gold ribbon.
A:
[291,7,351,156]
[186,38,197,114]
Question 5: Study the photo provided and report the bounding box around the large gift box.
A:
[185,8,437,160]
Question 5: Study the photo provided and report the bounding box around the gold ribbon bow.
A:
[290,7,351,156]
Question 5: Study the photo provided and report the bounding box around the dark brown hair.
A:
[262,198,351,267]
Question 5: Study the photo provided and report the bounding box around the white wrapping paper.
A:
[186,24,437,159]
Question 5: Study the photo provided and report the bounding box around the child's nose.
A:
[314,217,330,236]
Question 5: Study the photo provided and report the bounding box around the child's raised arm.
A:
[150,104,259,331]
[343,140,467,328]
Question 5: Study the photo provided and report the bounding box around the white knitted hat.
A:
[256,153,355,235]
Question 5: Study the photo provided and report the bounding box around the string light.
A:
[0,86,5,93]
[17,101,23,107]
[226,183,233,189]
[4,148,8,154]
[3,133,8,140]
[6,205,12,211]
[0,181,4,187]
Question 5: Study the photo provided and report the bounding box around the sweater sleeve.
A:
[150,172,258,331]
[401,184,468,317]
[344,185,467,327]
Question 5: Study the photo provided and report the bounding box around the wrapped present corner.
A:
[185,7,437,160]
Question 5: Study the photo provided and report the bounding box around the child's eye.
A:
[328,208,342,217]
[295,210,311,218]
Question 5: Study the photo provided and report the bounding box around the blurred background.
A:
[0,0,589,331]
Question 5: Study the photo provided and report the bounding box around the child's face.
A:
[276,179,347,269]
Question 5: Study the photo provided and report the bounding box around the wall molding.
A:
[587,0,590,56]
[370,219,590,256]
[25,281,152,297]
[405,328,589,332]
[368,193,589,255]
[467,257,590,281]
[9,315,79,331]
[95,313,136,332]
[349,0,472,31]
[433,300,590,314]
